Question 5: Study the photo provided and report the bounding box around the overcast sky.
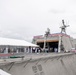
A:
[0,0,76,42]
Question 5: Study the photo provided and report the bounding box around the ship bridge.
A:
[32,33,75,52]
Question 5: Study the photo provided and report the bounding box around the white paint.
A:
[0,69,11,75]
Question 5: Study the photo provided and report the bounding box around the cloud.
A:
[0,0,76,42]
[0,30,24,40]
[49,9,66,14]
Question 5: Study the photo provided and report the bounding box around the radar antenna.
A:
[60,20,69,34]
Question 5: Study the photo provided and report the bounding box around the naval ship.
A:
[0,20,76,75]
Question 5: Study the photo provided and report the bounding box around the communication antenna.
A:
[60,20,69,34]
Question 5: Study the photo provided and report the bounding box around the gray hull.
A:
[0,53,76,75]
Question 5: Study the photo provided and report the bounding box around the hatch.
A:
[37,40,59,52]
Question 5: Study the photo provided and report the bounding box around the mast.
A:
[60,19,69,34]
[43,28,50,51]
[58,20,70,52]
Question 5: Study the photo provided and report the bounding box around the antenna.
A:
[62,20,65,26]
[60,19,69,34]
[45,28,50,36]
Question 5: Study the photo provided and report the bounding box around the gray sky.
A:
[0,0,76,42]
